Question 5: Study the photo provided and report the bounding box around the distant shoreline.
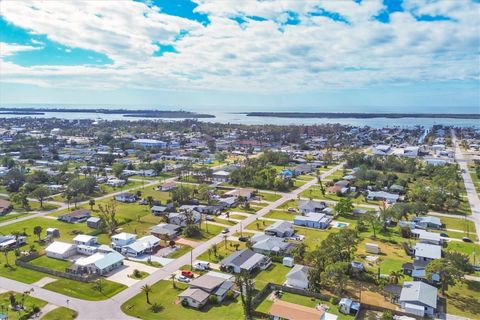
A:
[0,107,214,118]
[245,112,480,119]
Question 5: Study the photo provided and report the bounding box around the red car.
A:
[181,270,194,278]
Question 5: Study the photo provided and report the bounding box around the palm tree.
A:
[141,284,152,304]
[170,274,176,289]
[388,270,404,284]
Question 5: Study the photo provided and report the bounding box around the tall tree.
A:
[426,258,464,295]
[235,271,255,320]
[30,186,50,208]
[97,199,118,235]
[33,226,43,241]
[141,284,152,304]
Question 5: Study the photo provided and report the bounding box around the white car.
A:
[176,275,191,283]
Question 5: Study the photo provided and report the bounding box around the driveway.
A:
[105,260,157,286]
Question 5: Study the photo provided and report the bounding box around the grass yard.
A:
[41,307,78,320]
[183,223,224,241]
[436,215,477,233]
[0,251,48,283]
[445,280,480,319]
[121,280,243,320]
[264,209,295,221]
[228,214,247,220]
[256,291,353,320]
[30,255,72,272]
[300,187,376,205]
[293,226,337,250]
[212,217,237,226]
[355,238,410,275]
[253,262,291,290]
[0,291,48,320]
[258,192,282,202]
[167,245,192,259]
[245,219,275,231]
[197,240,246,263]
[43,278,126,301]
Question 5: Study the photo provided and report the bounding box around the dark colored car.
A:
[238,236,250,242]
[440,233,449,238]
[462,237,473,243]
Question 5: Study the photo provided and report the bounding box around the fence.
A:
[16,252,99,283]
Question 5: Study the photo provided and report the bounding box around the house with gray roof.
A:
[220,249,271,274]
[121,235,160,257]
[150,223,181,240]
[265,221,295,238]
[298,199,326,214]
[399,281,438,317]
[250,234,294,256]
[178,273,234,308]
[286,265,309,289]
[413,216,442,229]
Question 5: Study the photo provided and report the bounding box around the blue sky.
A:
[0,0,479,112]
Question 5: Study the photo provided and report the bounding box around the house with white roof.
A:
[220,249,271,274]
[121,235,160,257]
[414,243,442,261]
[45,241,77,259]
[265,221,295,238]
[294,212,332,229]
[72,251,124,275]
[250,234,295,256]
[212,170,230,182]
[399,281,438,317]
[111,232,136,251]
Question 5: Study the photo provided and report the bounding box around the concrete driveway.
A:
[106,259,158,286]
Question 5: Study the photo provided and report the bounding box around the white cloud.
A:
[0,0,478,93]
[0,42,42,58]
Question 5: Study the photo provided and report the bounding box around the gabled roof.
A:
[286,264,309,282]
[414,243,442,260]
[179,288,210,303]
[399,281,437,308]
[189,274,225,292]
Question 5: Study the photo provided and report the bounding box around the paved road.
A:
[452,129,480,243]
[0,161,344,320]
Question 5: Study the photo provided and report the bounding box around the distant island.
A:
[0,107,215,118]
[245,112,480,119]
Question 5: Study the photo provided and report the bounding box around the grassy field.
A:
[167,245,192,259]
[245,219,275,231]
[228,214,247,220]
[256,291,353,320]
[0,291,48,320]
[43,278,126,301]
[253,262,291,290]
[30,255,72,272]
[121,280,243,320]
[41,307,78,320]
[264,209,296,221]
[292,226,338,250]
[446,280,480,319]
[183,223,225,241]
[257,192,282,202]
[197,240,246,263]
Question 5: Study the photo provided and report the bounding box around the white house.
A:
[285,265,309,289]
[73,251,124,275]
[111,232,136,250]
[399,281,438,317]
[45,241,77,259]
[212,170,230,182]
[73,235,98,246]
[121,235,160,257]
[132,139,167,148]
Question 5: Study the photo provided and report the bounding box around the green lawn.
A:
[245,219,275,231]
[0,291,48,320]
[121,280,243,320]
[256,291,353,320]
[183,223,225,241]
[258,192,282,202]
[228,214,247,220]
[253,262,291,290]
[43,278,126,301]
[300,186,376,205]
[0,251,55,283]
[41,307,78,320]
[436,215,477,233]
[197,240,246,263]
[264,209,295,221]
[167,245,192,259]
[30,255,72,272]
[446,280,480,319]
[213,217,237,226]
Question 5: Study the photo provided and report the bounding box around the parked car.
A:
[176,275,191,283]
[238,236,250,242]
[205,216,214,221]
[287,207,296,212]
[181,270,194,278]
[439,233,449,237]
[193,261,211,270]
[462,237,473,243]
[221,228,229,234]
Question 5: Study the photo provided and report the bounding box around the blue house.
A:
[279,169,294,179]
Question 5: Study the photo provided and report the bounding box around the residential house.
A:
[220,249,272,274]
[225,188,254,200]
[0,235,26,249]
[121,235,160,257]
[45,241,77,259]
[212,170,230,182]
[0,199,12,215]
[168,211,201,227]
[111,232,136,251]
[151,205,168,216]
[399,281,438,317]
[160,181,176,192]
[413,217,442,230]
[414,243,442,261]
[87,217,102,229]
[411,229,443,245]
[366,190,400,203]
[114,192,137,203]
[58,209,91,223]
[373,145,392,155]
[73,235,97,246]
[106,178,126,187]
[150,223,181,240]
[179,273,234,308]
[250,234,294,256]
[294,212,332,229]
[329,180,350,194]
[285,265,309,290]
[265,221,295,238]
[218,197,237,208]
[71,251,124,275]
[132,139,167,148]
[298,199,326,214]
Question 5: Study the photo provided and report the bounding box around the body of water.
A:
[0,104,479,129]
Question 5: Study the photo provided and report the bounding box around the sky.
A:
[0,0,479,112]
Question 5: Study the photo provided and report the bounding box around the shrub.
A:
[208,295,218,304]
[149,303,164,313]
[181,299,189,307]
[226,291,235,300]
